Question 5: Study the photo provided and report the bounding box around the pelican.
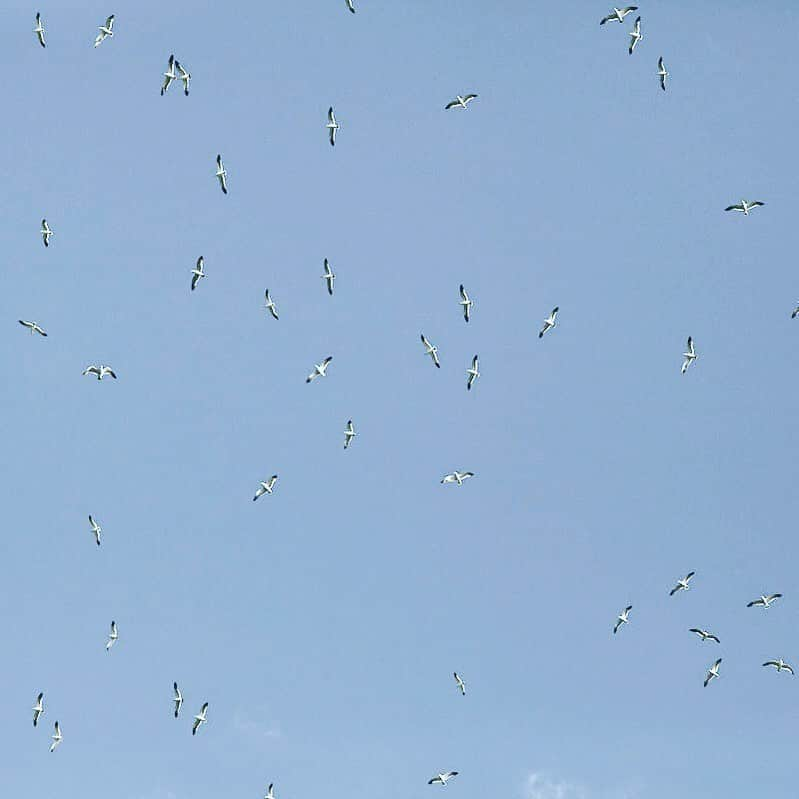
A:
[459,285,473,322]
[323,258,335,295]
[613,605,632,634]
[539,307,559,338]
[34,13,46,47]
[191,256,205,291]
[253,475,278,501]
[421,334,440,368]
[763,659,794,675]
[264,289,279,320]
[725,199,764,215]
[429,772,459,786]
[40,219,52,247]
[106,620,118,651]
[306,356,333,383]
[669,571,695,596]
[657,57,668,90]
[600,6,637,25]
[441,471,474,486]
[173,682,183,717]
[704,658,722,687]
[453,672,466,696]
[83,365,117,380]
[89,515,102,546]
[192,702,208,735]
[216,154,228,194]
[689,628,720,643]
[445,94,477,110]
[265,784,276,799]
[344,420,356,449]
[18,320,47,337]
[50,721,62,752]
[681,336,696,374]
[466,355,480,390]
[628,16,642,54]
[33,692,44,727]
[346,0,355,11]
[94,15,114,47]
[327,107,339,146]
[747,593,782,608]
[161,54,176,95]
[176,60,191,95]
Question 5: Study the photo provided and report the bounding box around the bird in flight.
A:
[264,290,279,320]
[669,571,695,596]
[18,320,47,337]
[323,258,336,295]
[176,60,191,95]
[657,57,668,91]
[599,6,637,25]
[628,16,642,55]
[94,15,115,47]
[704,658,722,687]
[681,336,696,374]
[327,107,339,146]
[539,307,559,338]
[725,199,764,216]
[34,12,46,47]
[83,365,117,380]
[421,334,440,368]
[763,659,794,675]
[265,784,276,799]
[344,420,356,449]
[613,605,632,634]
[50,720,62,752]
[253,475,278,501]
[40,219,53,247]
[466,355,480,391]
[192,702,208,735]
[33,692,44,727]
[459,285,473,322]
[441,471,474,486]
[216,155,228,194]
[191,256,206,291]
[689,628,720,643]
[173,682,183,717]
[161,55,176,95]
[306,356,333,383]
[89,515,102,546]
[747,593,782,608]
[453,672,466,696]
[106,620,118,651]
[346,0,355,12]
[445,94,477,110]
[429,772,459,786]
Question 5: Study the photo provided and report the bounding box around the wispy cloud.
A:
[526,773,586,799]
[232,709,283,742]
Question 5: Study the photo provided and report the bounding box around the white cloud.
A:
[525,773,586,799]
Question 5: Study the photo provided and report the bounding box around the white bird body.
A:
[445,94,477,110]
[264,290,279,320]
[173,682,183,717]
[669,571,695,596]
[459,284,473,322]
[747,593,782,608]
[106,620,118,651]
[327,107,339,146]
[599,6,638,25]
[689,628,720,643]
[306,356,333,383]
[453,672,466,696]
[681,336,696,374]
[40,219,53,247]
[539,307,559,338]
[265,784,276,799]
[94,15,115,47]
[725,199,764,216]
[191,256,206,291]
[161,55,176,95]
[466,355,480,390]
[344,420,356,449]
[628,16,642,54]
[657,57,668,91]
[441,471,474,486]
[421,334,440,368]
[323,259,336,295]
[50,721,62,752]
[33,692,44,727]
[763,659,794,675]
[83,365,117,380]
[429,772,459,786]
[35,13,46,47]
[216,155,228,194]
[89,515,102,546]
[253,475,278,501]
[192,702,208,735]
[613,605,632,634]
[704,658,722,687]
[19,320,47,336]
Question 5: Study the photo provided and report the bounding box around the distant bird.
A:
[628,17,642,54]
[33,692,44,727]
[466,355,480,391]
[215,154,228,194]
[327,107,339,146]
[657,57,668,91]
[346,0,355,11]
[89,515,102,546]
[344,420,356,449]
[253,475,278,501]
[50,720,62,752]
[792,304,799,319]
[173,682,183,718]
[93,15,115,47]
[441,471,474,486]
[613,605,632,634]
[192,702,208,735]
[34,12,46,47]
[429,772,459,786]
[18,320,47,337]
[264,289,279,320]
[763,659,794,675]
[539,307,559,338]
[459,285,473,322]
[106,620,118,651]
[176,60,191,95]
[306,356,333,383]
[669,571,695,596]
[191,256,205,291]
[265,784,276,799]
[40,219,53,247]
[681,336,696,374]
[689,628,720,643]
[161,54,176,95]
[453,672,466,696]
[83,365,117,380]
[600,6,637,25]
[421,334,440,368]
[704,658,722,687]
[725,199,764,216]
[747,593,782,608]
[445,94,478,110]
[322,258,336,295]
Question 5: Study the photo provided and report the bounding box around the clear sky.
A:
[2,2,798,798]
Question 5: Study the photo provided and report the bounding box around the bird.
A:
[83,365,117,380]
[161,55,176,95]
[657,57,668,91]
[725,199,764,216]
[429,773,459,786]
[441,471,474,486]
[344,420,356,449]
[93,15,115,47]
[265,784,276,799]
[192,702,208,735]
[106,620,118,651]
[215,154,228,194]
[453,672,466,696]
[445,94,478,110]
[689,628,720,643]
[466,355,480,391]
[459,285,473,322]
[747,593,783,608]
[322,258,336,295]
[33,693,44,727]
[253,475,278,501]
[264,289,279,320]
[50,721,62,752]
[346,0,355,11]
[34,12,46,47]
[421,334,440,368]
[40,219,53,247]
[600,6,637,25]
[792,304,799,319]
[539,307,559,338]
[191,256,205,291]
[327,107,339,146]
[613,605,632,634]
[173,682,183,718]
[306,357,333,383]
[18,320,47,337]
[628,17,642,54]
[681,336,696,374]
[176,60,191,95]
[89,515,102,546]
[704,658,722,687]
[669,571,695,596]
[763,659,794,675]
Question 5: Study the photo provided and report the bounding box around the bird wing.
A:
[686,571,695,580]
[328,107,336,124]
[725,204,742,212]
[253,484,266,501]
[441,474,455,483]
[751,201,765,207]
[445,99,460,109]
[763,661,779,667]
[322,357,333,367]
[460,284,468,301]
[106,15,114,30]
[769,593,783,601]
[421,334,430,347]
[191,273,199,291]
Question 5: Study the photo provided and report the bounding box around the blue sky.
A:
[2,2,798,798]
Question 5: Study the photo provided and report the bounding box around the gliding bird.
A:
[704,658,722,687]
[215,154,228,194]
[344,420,356,449]
[539,307,559,338]
[613,605,632,634]
[89,515,102,546]
[459,285,473,322]
[253,475,278,501]
[445,94,477,110]
[763,659,794,675]
[421,334,440,368]
[327,107,339,146]
[453,672,466,695]
[176,60,191,95]
[669,571,695,596]
[628,17,642,55]
[657,57,668,90]
[428,772,459,786]
[33,693,44,727]
[161,55,176,95]
[599,6,637,24]
[50,721,62,752]
[94,15,115,47]
[40,219,52,247]
[18,320,47,336]
[191,256,205,291]
[83,365,116,380]
[689,628,720,643]
[441,471,474,486]
[323,259,335,295]
[192,702,208,735]
[264,290,279,319]
[173,682,183,717]
[106,620,118,651]
[466,355,480,390]
[747,593,782,608]
[34,13,46,47]
[306,357,333,383]
[681,336,696,374]
[725,199,764,216]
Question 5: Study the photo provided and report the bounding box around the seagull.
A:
[681,336,696,374]
[459,285,473,322]
[94,15,115,47]
[173,682,183,717]
[34,13,46,47]
[344,420,356,449]
[421,334,440,368]
[747,593,783,608]
[669,571,695,596]
[466,355,480,390]
[792,304,799,319]
[429,773,459,786]
[441,471,474,486]
[192,702,208,735]
[763,659,794,675]
[40,219,52,247]
[306,356,333,383]
[725,199,764,216]
[83,365,117,380]
[265,784,276,799]
[176,60,191,95]
[323,258,335,295]
[327,107,339,146]
[453,672,466,696]
[657,57,668,91]
[161,55,176,95]
[704,658,722,687]
[346,0,355,11]
[33,692,44,727]
[50,721,62,752]
[191,256,205,291]
[539,307,559,338]
[253,475,278,501]
[264,289,279,320]
[18,320,47,337]
[628,17,642,54]
[613,605,632,634]
[89,515,102,546]
[689,628,720,643]
[106,620,118,651]
[216,154,228,194]
[600,6,637,25]
[445,94,478,110]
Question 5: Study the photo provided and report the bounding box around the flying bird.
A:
[466,355,480,391]
[445,94,478,110]
[346,0,355,11]
[215,154,228,194]
[40,219,53,247]
[681,336,696,374]
[192,702,208,735]
[453,672,466,696]
[657,57,668,90]
[689,628,720,643]
[264,289,279,320]
[173,682,183,718]
[83,365,117,380]
[89,515,102,546]
[763,659,794,675]
[322,258,336,295]
[18,320,47,336]
[441,471,474,486]
[628,16,642,54]
[421,334,440,368]
[428,773,459,786]
[34,13,46,47]
[600,6,637,24]
[747,593,782,608]
[327,107,339,146]
[191,256,205,291]
[33,693,44,727]
[669,571,695,596]
[106,620,118,651]
[176,60,191,95]
[344,420,356,449]
[725,199,764,216]
[306,356,333,383]
[459,285,473,322]
[253,475,278,501]
[50,721,62,752]
[161,55,176,95]
[539,307,559,338]
[94,15,115,47]
[704,658,722,687]
[613,605,632,634]
[265,784,276,799]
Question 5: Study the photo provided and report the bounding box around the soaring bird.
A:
[441,471,474,486]
[657,57,668,91]
[763,659,794,675]
[421,334,440,368]
[173,682,183,718]
[176,60,191,95]
[253,475,278,501]
[191,256,205,291]
[681,336,696,374]
[265,784,276,799]
[106,620,118,651]
[466,355,480,391]
[689,628,720,643]
[18,320,47,336]
[613,605,632,634]
[33,692,44,727]
[216,154,228,194]
[344,420,356,449]
[89,515,102,546]
[83,365,117,380]
[628,16,642,54]
[704,658,722,687]
[192,702,208,735]
[539,307,559,338]
[725,199,764,215]
[40,219,53,247]
[459,285,473,322]
[346,0,355,11]
[161,54,176,95]
[264,289,279,320]
[453,672,466,696]
[306,356,333,383]
[50,721,62,752]
[94,15,115,47]
[669,571,695,596]
[747,593,782,608]
[327,107,339,146]
[445,94,477,110]
[34,12,46,47]
[429,773,458,786]
[600,6,637,25]
[322,258,336,295]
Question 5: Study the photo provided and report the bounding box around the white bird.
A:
[106,620,118,651]
[689,628,720,643]
[327,107,339,146]
[89,515,102,546]
[657,57,668,91]
[429,772,459,786]
[216,154,228,194]
[459,284,473,322]
[344,420,356,449]
[323,258,335,295]
[191,256,205,291]
[539,307,559,338]
[253,475,278,501]
[613,605,632,634]
[94,15,115,47]
[704,658,722,687]
[346,0,355,12]
[192,702,208,735]
[50,720,62,752]
[83,365,117,380]
[40,219,52,247]
[306,356,333,383]
[264,289,279,320]
[628,16,642,55]
[33,692,44,727]
[600,6,637,25]
[265,784,276,799]
[725,199,764,215]
[173,682,183,717]
[445,94,477,110]
[18,320,47,337]
[681,336,696,374]
[466,355,480,391]
[34,12,46,48]
[669,571,695,596]
[176,60,191,95]
[161,54,176,95]
[453,672,466,696]
[421,334,440,368]
[763,659,794,675]
[441,471,474,486]
[747,593,783,608]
